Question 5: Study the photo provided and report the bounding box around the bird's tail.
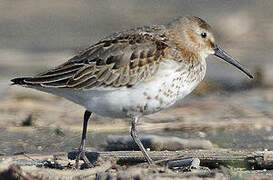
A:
[11,77,32,86]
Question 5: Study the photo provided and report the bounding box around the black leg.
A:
[130,117,154,164]
[75,110,93,169]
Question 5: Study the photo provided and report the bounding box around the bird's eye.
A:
[201,32,207,38]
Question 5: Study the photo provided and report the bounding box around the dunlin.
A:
[11,16,253,167]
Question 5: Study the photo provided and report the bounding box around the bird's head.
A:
[168,16,253,79]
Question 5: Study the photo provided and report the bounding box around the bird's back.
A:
[11,25,169,90]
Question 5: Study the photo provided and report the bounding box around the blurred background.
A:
[0,0,272,155]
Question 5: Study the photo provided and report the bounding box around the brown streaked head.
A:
[168,16,253,79]
[168,16,215,58]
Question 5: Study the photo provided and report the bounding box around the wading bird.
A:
[11,16,253,168]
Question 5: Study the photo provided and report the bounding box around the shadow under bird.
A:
[11,16,253,168]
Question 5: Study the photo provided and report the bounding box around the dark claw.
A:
[75,150,93,169]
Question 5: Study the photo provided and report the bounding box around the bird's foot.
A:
[75,149,93,169]
[146,157,155,165]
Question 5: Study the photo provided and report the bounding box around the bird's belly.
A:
[82,80,199,118]
[80,63,205,118]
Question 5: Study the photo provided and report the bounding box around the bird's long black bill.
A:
[214,45,253,79]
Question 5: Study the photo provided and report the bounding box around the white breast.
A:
[78,59,206,118]
[36,59,206,119]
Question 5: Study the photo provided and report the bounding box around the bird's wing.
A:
[23,26,169,89]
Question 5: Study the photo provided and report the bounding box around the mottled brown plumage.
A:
[23,25,170,89]
[16,17,218,90]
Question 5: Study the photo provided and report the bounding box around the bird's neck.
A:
[167,30,201,64]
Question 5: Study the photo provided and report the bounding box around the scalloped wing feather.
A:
[24,26,169,90]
